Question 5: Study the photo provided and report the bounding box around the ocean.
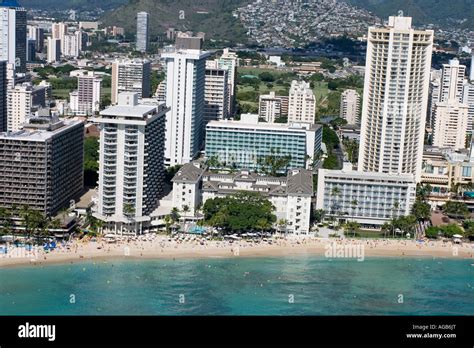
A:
[0,256,473,315]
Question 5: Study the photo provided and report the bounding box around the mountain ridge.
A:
[21,0,127,11]
[343,0,474,29]
[100,0,251,43]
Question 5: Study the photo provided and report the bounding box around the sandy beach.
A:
[1,235,473,268]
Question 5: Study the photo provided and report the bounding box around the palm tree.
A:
[59,207,69,220]
[29,210,46,242]
[123,203,136,234]
[344,221,360,238]
[391,201,400,238]
[170,208,180,223]
[0,208,11,235]
[350,199,358,221]
[49,218,62,232]
[19,205,31,238]
[206,156,220,169]
[381,222,391,239]
[256,218,270,239]
[314,209,325,223]
[277,219,287,237]
[182,205,190,216]
[164,215,172,234]
[331,187,342,226]
[123,203,135,218]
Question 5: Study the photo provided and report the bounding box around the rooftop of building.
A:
[320,168,416,182]
[172,162,207,183]
[0,117,83,142]
[423,145,474,164]
[113,58,150,65]
[287,169,313,194]
[99,93,164,118]
[207,114,321,132]
[200,168,313,196]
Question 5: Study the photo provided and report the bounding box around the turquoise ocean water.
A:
[0,256,473,315]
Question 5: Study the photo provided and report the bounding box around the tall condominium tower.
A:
[27,25,44,52]
[0,61,6,132]
[427,69,441,128]
[47,37,60,63]
[69,71,102,116]
[432,100,468,150]
[51,22,68,54]
[92,93,169,235]
[288,80,316,123]
[162,36,210,166]
[7,82,48,131]
[216,48,239,115]
[204,60,229,125]
[340,89,361,125]
[258,91,288,123]
[432,59,469,136]
[470,54,474,82]
[0,0,26,72]
[136,12,149,53]
[62,33,79,58]
[463,81,474,134]
[358,16,433,182]
[439,59,466,103]
[0,116,84,216]
[51,22,67,40]
[111,58,151,104]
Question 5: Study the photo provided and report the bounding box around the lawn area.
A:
[236,66,333,118]
[313,81,329,102]
[237,83,289,95]
[52,89,71,100]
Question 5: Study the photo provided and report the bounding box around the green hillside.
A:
[101,0,251,43]
[21,0,128,11]
[344,0,474,29]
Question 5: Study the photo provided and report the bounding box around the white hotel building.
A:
[92,93,169,235]
[162,37,210,166]
[358,16,433,182]
[205,114,322,173]
[172,163,314,234]
[316,165,417,228]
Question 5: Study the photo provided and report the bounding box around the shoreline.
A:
[1,236,473,268]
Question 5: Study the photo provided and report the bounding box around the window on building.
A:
[462,166,472,177]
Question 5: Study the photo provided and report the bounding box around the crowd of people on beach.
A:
[0,231,473,266]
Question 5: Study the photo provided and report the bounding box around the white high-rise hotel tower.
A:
[92,93,169,234]
[358,16,433,182]
[162,36,210,166]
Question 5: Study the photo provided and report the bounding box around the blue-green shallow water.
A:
[0,256,473,315]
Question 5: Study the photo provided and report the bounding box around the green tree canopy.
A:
[411,201,431,221]
[425,224,464,239]
[443,201,470,219]
[203,191,276,233]
[258,72,275,82]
